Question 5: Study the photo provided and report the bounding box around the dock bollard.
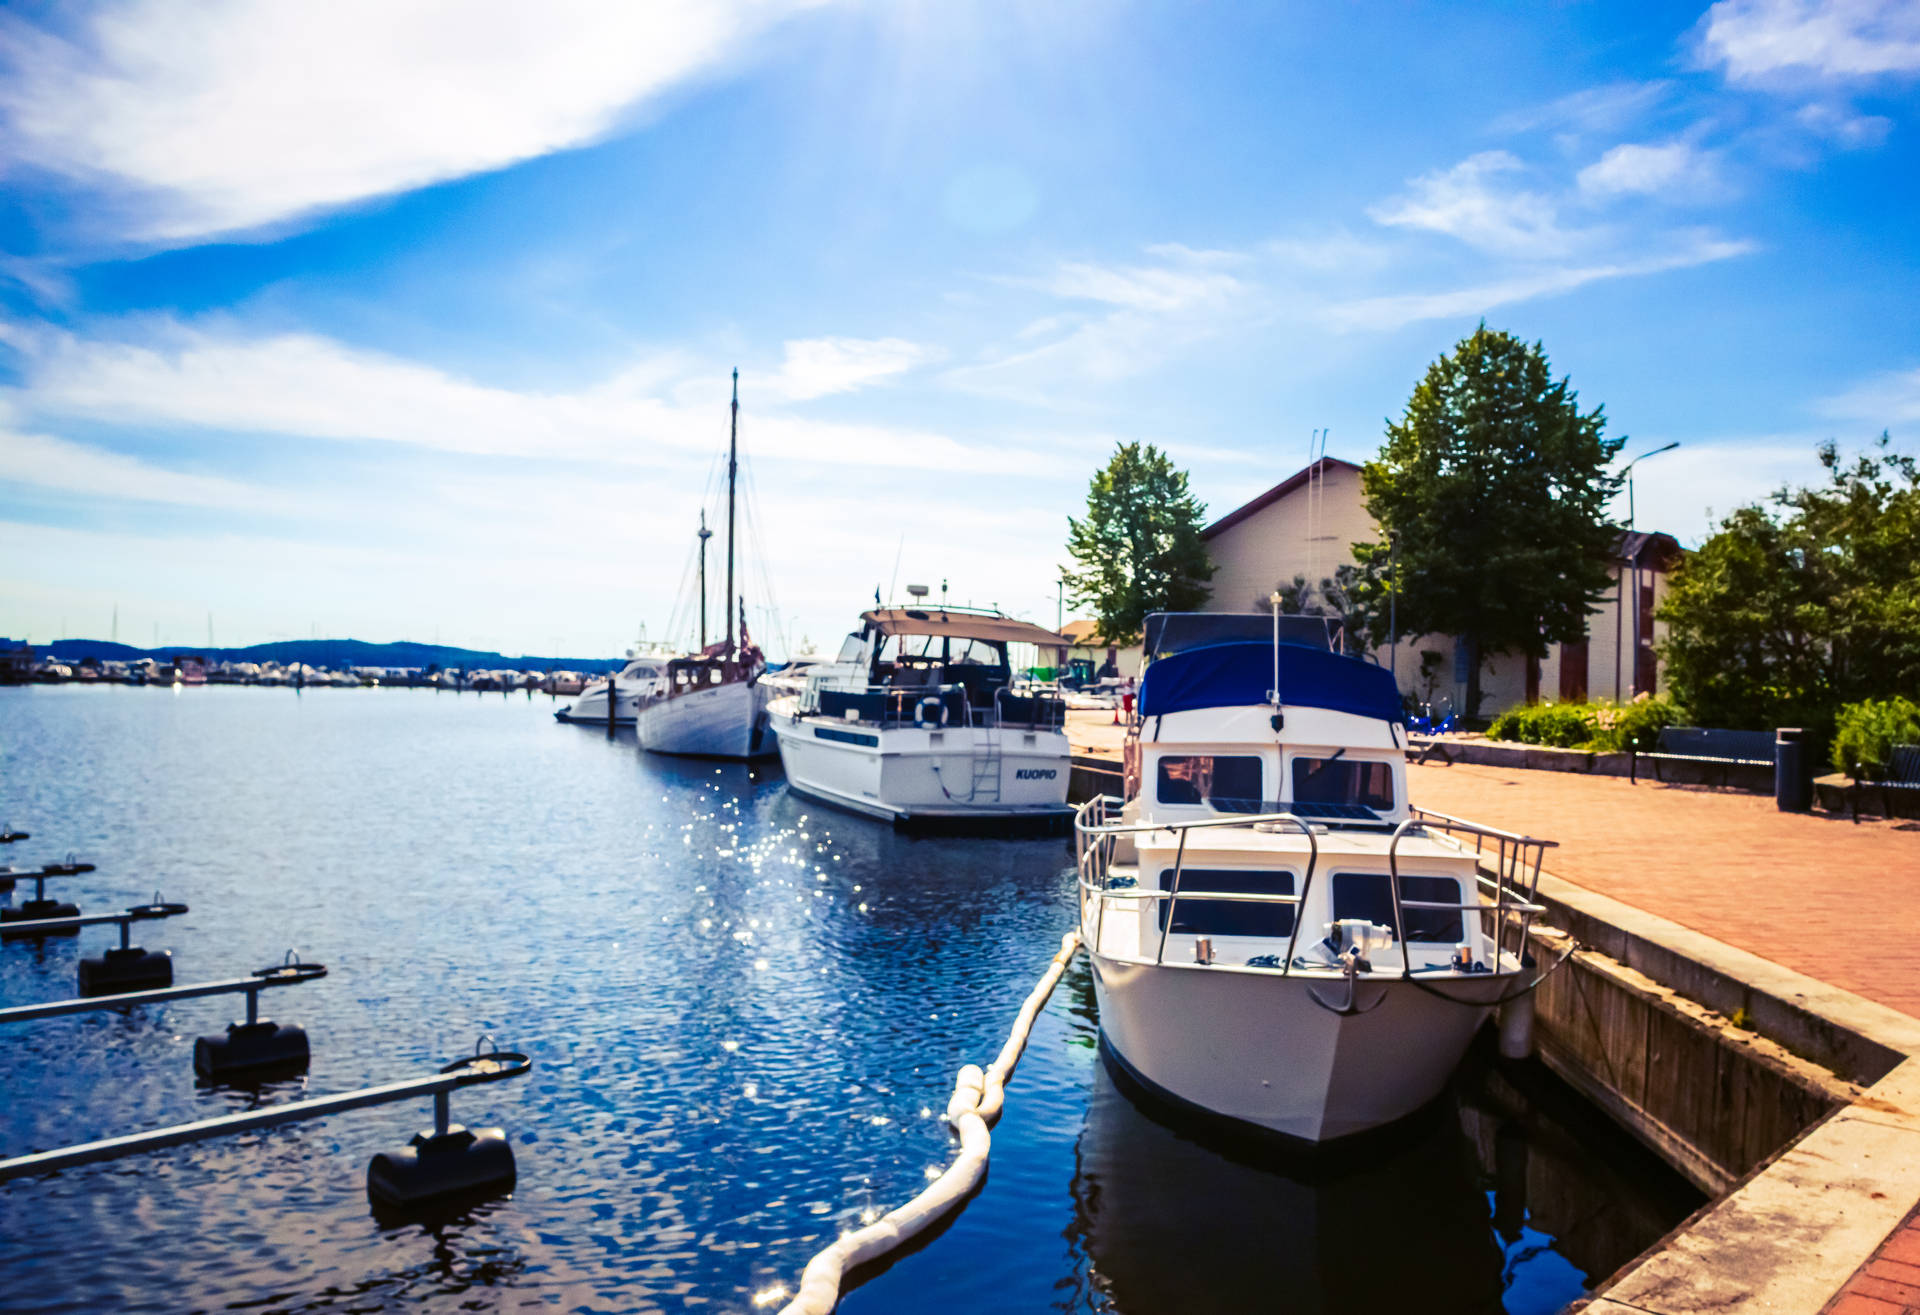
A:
[366,1040,521,1208]
[78,946,173,995]
[1,896,80,928]
[76,895,188,994]
[194,954,327,1080]
[0,856,97,930]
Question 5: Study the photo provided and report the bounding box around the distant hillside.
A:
[42,638,623,674]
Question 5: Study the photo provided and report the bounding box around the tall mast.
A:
[725,368,738,656]
[697,510,712,650]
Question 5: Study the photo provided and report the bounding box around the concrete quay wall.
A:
[1520,876,1920,1314]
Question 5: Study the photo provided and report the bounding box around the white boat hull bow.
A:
[1091,955,1506,1142]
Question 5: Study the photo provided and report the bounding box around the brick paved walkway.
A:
[1405,760,1920,1019]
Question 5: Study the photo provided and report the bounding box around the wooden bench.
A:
[1631,726,1776,786]
[1848,743,1920,822]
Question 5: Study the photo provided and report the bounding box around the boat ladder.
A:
[970,726,1003,803]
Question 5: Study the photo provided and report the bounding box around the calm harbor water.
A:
[0,685,1698,1313]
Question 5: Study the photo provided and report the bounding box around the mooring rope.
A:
[776,930,1083,1315]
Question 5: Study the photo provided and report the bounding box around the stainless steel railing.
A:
[1075,795,1552,976]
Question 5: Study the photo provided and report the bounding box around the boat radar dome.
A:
[906,584,930,599]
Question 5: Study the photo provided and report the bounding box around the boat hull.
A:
[554,684,640,726]
[1090,952,1505,1143]
[635,678,774,759]
[771,705,1071,821]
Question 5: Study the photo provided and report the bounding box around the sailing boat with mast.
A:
[634,370,777,759]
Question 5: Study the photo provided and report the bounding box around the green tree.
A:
[1346,324,1624,718]
[1065,442,1215,644]
[1660,435,1920,735]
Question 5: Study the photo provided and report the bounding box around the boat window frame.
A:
[1328,870,1465,944]
[1285,751,1398,813]
[1153,751,1267,809]
[1153,865,1298,938]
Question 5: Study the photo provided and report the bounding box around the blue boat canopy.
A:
[1137,639,1402,722]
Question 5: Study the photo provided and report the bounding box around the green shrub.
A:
[1590,695,1681,753]
[1486,695,1680,752]
[1486,708,1525,742]
[1831,697,1920,779]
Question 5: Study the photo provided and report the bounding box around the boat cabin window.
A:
[1157,868,1295,937]
[1156,754,1264,808]
[1291,755,1394,813]
[1330,873,1463,943]
[836,632,865,663]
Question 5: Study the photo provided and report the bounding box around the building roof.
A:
[1615,529,1684,569]
[1059,619,1121,646]
[1202,456,1364,540]
[863,608,1070,648]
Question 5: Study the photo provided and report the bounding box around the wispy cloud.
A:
[1324,236,1758,332]
[1817,364,1920,423]
[769,337,942,401]
[0,1,827,243]
[1576,140,1720,198]
[1015,247,1246,313]
[0,319,1033,474]
[1493,80,1674,138]
[1793,101,1894,147]
[0,426,284,510]
[1367,151,1587,258]
[1696,0,1920,82]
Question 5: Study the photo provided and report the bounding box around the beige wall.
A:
[1202,465,1672,717]
[1205,463,1378,616]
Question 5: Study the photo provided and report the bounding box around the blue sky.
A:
[2,0,1916,657]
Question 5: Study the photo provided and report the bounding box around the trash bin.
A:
[1775,727,1811,812]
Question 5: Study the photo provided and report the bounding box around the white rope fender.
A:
[777,929,1083,1315]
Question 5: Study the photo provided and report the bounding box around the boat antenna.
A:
[1269,589,1283,711]
[697,511,712,650]
[885,532,905,605]
[725,368,738,658]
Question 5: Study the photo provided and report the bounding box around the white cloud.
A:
[1697,0,1920,82]
[770,337,942,401]
[1817,365,1920,423]
[1325,237,1758,332]
[1577,141,1717,198]
[1494,81,1673,138]
[0,318,1042,475]
[0,1,826,242]
[0,427,284,510]
[1367,151,1585,258]
[1025,253,1246,313]
[1794,101,1894,147]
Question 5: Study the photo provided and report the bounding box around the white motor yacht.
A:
[1076,611,1556,1143]
[770,603,1074,823]
[555,652,671,727]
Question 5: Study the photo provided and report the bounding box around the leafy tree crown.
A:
[1065,442,1215,645]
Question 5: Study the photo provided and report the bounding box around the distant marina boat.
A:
[633,370,776,759]
[555,652,672,727]
[1075,611,1556,1143]
[769,600,1073,823]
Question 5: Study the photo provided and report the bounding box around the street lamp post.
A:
[1614,442,1680,701]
